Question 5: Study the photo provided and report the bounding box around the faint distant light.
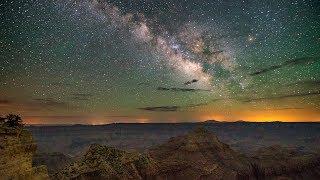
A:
[137,118,150,123]
[247,35,256,42]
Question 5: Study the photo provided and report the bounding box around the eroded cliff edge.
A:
[0,126,49,180]
[53,127,320,180]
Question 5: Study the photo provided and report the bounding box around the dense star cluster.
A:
[0,0,320,124]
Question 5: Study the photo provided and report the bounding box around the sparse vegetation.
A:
[0,114,24,128]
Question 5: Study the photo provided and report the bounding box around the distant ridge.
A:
[234,120,248,123]
[202,119,222,123]
[26,121,319,127]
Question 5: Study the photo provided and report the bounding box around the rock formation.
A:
[33,152,73,175]
[52,127,320,180]
[0,126,49,180]
[55,127,250,180]
[249,145,320,179]
[54,144,157,179]
[147,127,250,180]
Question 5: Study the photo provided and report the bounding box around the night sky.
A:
[1,0,320,124]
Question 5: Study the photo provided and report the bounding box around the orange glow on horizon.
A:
[200,109,320,122]
[21,108,320,125]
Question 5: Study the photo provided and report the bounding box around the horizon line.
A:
[25,120,320,126]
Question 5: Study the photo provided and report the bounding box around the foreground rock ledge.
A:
[0,126,49,180]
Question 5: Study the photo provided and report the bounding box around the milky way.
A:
[0,0,320,123]
[67,0,238,88]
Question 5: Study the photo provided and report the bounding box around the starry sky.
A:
[1,0,320,124]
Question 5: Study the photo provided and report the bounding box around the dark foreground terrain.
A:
[50,128,320,180]
[1,122,320,179]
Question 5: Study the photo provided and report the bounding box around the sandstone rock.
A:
[147,127,250,180]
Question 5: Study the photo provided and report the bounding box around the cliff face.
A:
[249,145,320,179]
[54,127,320,180]
[33,152,73,175]
[0,126,49,180]
[147,127,250,180]
[54,144,157,180]
[56,128,250,180]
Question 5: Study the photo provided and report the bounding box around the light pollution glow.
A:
[23,108,320,125]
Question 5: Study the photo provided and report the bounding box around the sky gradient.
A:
[1,0,320,124]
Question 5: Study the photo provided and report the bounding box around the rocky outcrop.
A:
[148,127,250,180]
[249,145,320,179]
[33,152,73,175]
[0,126,49,180]
[54,144,157,180]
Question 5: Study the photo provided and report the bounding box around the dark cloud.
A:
[209,98,230,102]
[242,91,320,102]
[138,82,150,86]
[70,93,93,101]
[203,49,224,56]
[185,103,208,107]
[288,79,320,87]
[250,56,319,76]
[32,98,71,108]
[104,115,131,118]
[254,107,305,111]
[138,106,179,112]
[157,87,212,92]
[138,103,208,112]
[25,115,89,119]
[184,79,198,85]
[0,97,75,112]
